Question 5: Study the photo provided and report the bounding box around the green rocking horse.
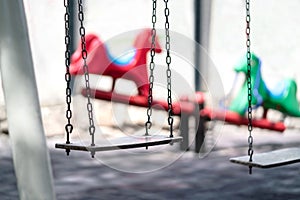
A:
[229,53,300,118]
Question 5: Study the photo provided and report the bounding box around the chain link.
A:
[78,0,96,147]
[245,0,254,174]
[64,0,73,145]
[145,0,157,136]
[164,0,174,138]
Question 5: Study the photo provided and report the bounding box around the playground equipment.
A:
[0,1,55,199]
[56,0,184,157]
[230,0,300,172]
[70,29,162,97]
[69,29,205,153]
[229,52,300,118]
[56,0,300,171]
[201,53,292,133]
[201,107,286,132]
[66,16,291,154]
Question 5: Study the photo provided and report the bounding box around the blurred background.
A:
[0,0,299,144]
[10,0,300,106]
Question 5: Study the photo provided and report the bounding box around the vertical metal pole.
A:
[69,0,78,54]
[194,0,212,91]
[195,102,205,153]
[194,0,201,91]
[179,113,190,151]
[0,1,56,199]
[194,0,212,153]
[69,0,78,88]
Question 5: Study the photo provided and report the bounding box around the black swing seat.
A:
[230,147,300,168]
[55,135,182,152]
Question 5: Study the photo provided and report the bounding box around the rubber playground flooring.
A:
[1,123,300,200]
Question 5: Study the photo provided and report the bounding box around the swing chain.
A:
[64,0,73,144]
[145,0,157,136]
[164,0,174,137]
[78,0,96,146]
[245,0,254,174]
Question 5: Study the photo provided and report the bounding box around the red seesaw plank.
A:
[83,89,200,115]
[200,108,286,132]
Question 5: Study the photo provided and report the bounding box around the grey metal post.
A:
[194,0,212,152]
[194,0,202,91]
[0,0,56,199]
[179,113,190,151]
[194,0,212,91]
[69,0,78,55]
[69,0,78,89]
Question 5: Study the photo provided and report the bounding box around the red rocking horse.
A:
[70,29,200,115]
[70,29,162,97]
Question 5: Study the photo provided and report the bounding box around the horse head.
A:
[133,28,162,55]
[231,53,300,118]
[69,29,163,97]
[115,29,162,96]
[234,52,260,75]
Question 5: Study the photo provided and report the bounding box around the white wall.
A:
[210,0,300,95]
[1,0,300,106]
[0,0,193,106]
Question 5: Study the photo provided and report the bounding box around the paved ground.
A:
[2,122,300,200]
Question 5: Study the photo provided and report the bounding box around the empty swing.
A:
[55,0,182,157]
[230,0,300,171]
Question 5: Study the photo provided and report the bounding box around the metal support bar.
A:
[194,0,211,153]
[0,0,56,199]
[195,102,205,153]
[194,0,201,91]
[194,0,212,91]
[69,0,78,55]
[69,0,78,89]
[180,113,190,151]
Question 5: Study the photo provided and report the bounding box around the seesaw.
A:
[69,29,286,131]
